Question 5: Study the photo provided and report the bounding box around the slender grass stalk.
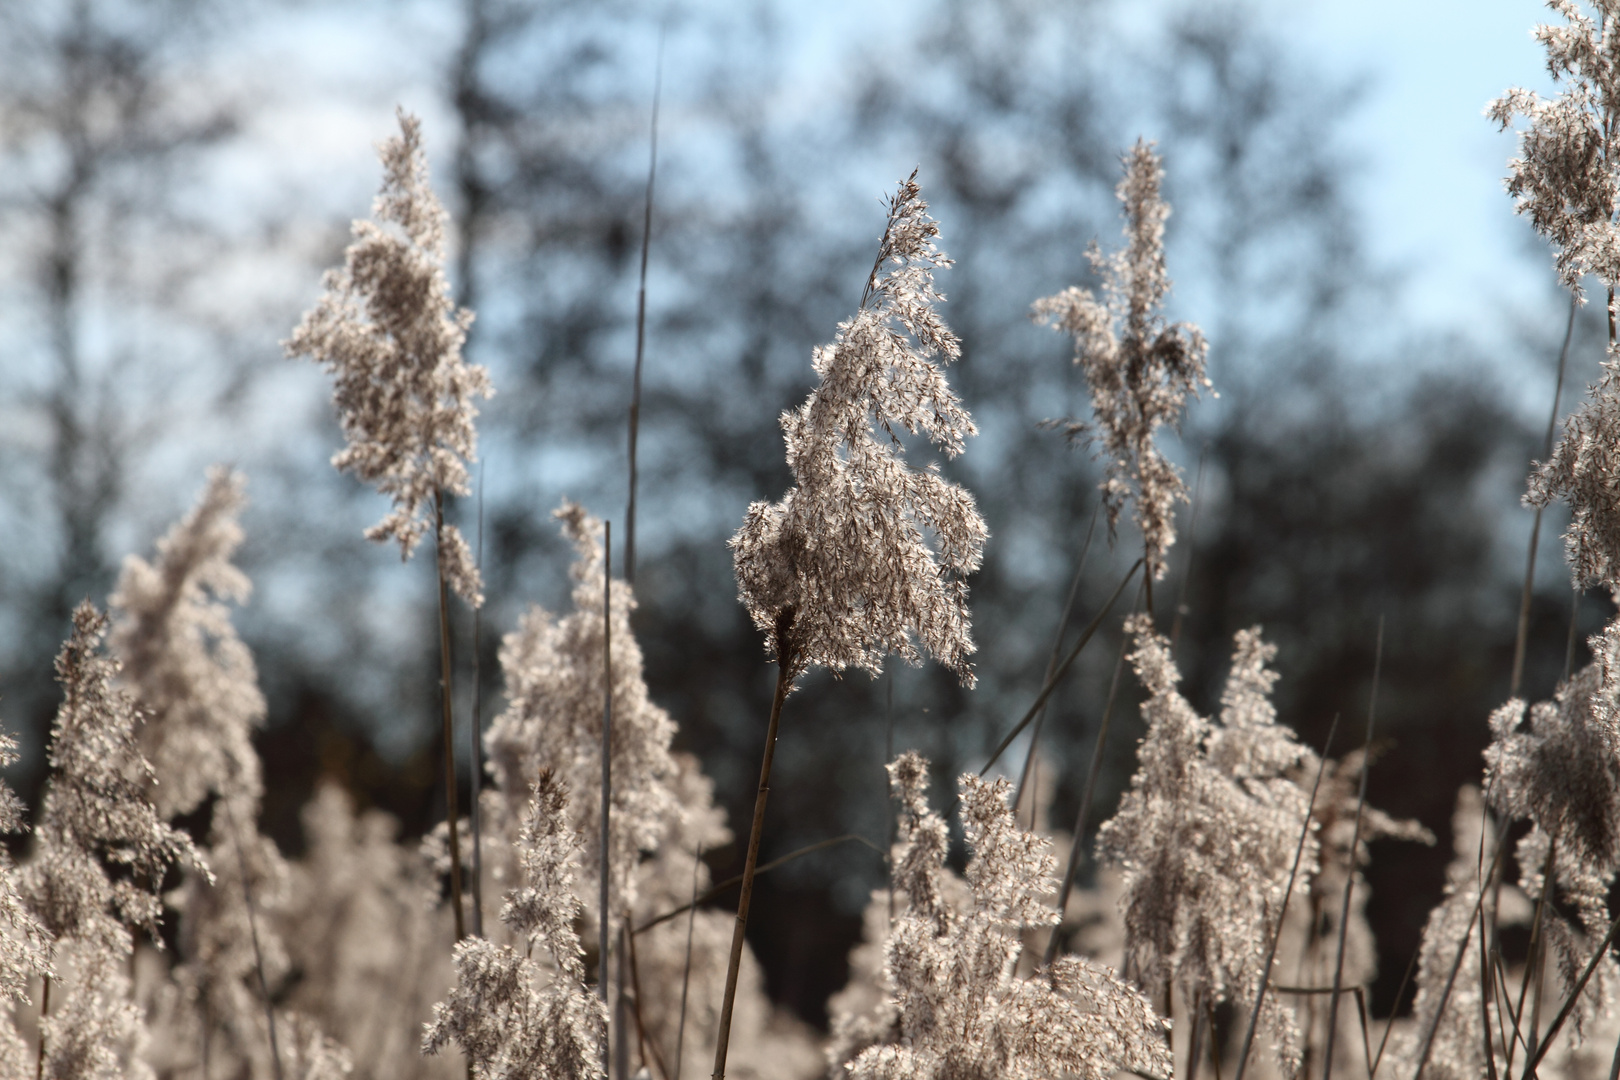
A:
[1511,294,1578,699]
[1480,901,1500,1080]
[625,917,671,1080]
[1014,502,1101,826]
[979,559,1141,777]
[434,489,467,942]
[711,611,797,1080]
[1412,839,1508,1080]
[469,464,486,937]
[1520,905,1620,1080]
[673,844,703,1080]
[1323,616,1384,1080]
[1565,588,1582,683]
[624,31,664,587]
[1040,578,1144,971]
[600,521,615,1077]
[1187,987,1206,1080]
[636,832,881,935]
[1232,714,1341,1080]
[1354,987,1374,1080]
[1515,840,1558,1071]
[1372,938,1424,1078]
[1170,446,1208,652]
[885,674,896,921]
[36,974,49,1080]
[1607,1026,1620,1080]
[615,928,630,1080]
[221,798,282,1080]
[1495,951,1529,1063]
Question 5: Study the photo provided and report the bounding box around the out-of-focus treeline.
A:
[0,0,1593,1029]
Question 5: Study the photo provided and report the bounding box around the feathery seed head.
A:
[731,172,987,685]
[286,108,492,607]
[1033,141,1209,581]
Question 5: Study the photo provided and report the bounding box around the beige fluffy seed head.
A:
[1489,0,1620,296]
[833,752,1172,1080]
[730,172,987,685]
[286,108,492,607]
[1034,140,1209,582]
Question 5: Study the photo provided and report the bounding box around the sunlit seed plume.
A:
[109,466,263,820]
[832,752,1172,1080]
[1489,1,1620,297]
[24,603,204,953]
[423,771,606,1080]
[1526,364,1620,592]
[285,107,492,607]
[1486,664,1620,1039]
[1094,617,1305,1075]
[21,603,205,1080]
[0,727,51,1006]
[1033,140,1209,582]
[730,171,986,684]
[485,502,679,924]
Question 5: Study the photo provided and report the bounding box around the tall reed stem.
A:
[1511,293,1578,699]
[434,489,466,942]
[600,521,615,1077]
[1042,582,1142,971]
[1322,616,1383,1080]
[673,844,703,1080]
[36,974,49,1080]
[469,465,486,937]
[1014,502,1100,826]
[625,34,663,586]
[221,798,282,1080]
[712,611,796,1080]
[1233,716,1341,1080]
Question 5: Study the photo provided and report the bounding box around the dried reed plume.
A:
[424,771,606,1080]
[1033,140,1209,583]
[730,169,986,684]
[1095,617,1307,1074]
[830,752,1172,1080]
[286,108,492,607]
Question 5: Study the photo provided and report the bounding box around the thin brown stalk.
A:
[1208,995,1226,1080]
[885,674,897,921]
[1565,588,1582,684]
[624,31,663,586]
[1355,987,1375,1080]
[1497,950,1531,1064]
[1040,579,1144,971]
[625,920,671,1080]
[1372,936,1424,1078]
[1607,1025,1620,1080]
[673,845,703,1080]
[36,974,49,1080]
[434,489,467,942]
[1324,616,1384,1080]
[1519,904,1620,1080]
[1412,839,1509,1080]
[469,464,486,937]
[600,521,615,1076]
[221,798,282,1080]
[1232,714,1342,1080]
[1480,898,1500,1080]
[1187,987,1207,1080]
[637,832,882,935]
[1014,502,1101,827]
[1511,293,1579,699]
[1518,839,1558,1069]
[979,559,1142,777]
[1170,446,1208,652]
[711,611,797,1080]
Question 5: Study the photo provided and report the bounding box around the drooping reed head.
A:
[1033,140,1209,581]
[730,172,987,685]
[286,107,492,607]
